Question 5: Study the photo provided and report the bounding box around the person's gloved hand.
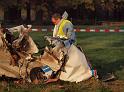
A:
[52,40,65,52]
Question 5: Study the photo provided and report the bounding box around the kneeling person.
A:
[52,13,75,49]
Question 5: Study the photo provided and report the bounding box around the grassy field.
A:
[0,32,124,92]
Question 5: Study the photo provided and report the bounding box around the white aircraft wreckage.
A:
[0,25,98,84]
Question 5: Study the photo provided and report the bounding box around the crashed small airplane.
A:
[0,25,97,84]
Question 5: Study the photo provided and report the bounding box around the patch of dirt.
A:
[103,80,124,92]
[0,50,124,92]
[81,78,124,92]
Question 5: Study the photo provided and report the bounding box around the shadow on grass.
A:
[110,40,124,47]
[92,58,124,79]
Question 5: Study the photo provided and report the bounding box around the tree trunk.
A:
[26,1,31,24]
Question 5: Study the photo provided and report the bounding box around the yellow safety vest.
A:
[57,20,71,39]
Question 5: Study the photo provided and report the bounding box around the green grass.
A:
[75,32,124,80]
[1,32,124,92]
[30,32,124,80]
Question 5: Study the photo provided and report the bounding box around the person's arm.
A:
[62,22,75,48]
[53,25,57,37]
